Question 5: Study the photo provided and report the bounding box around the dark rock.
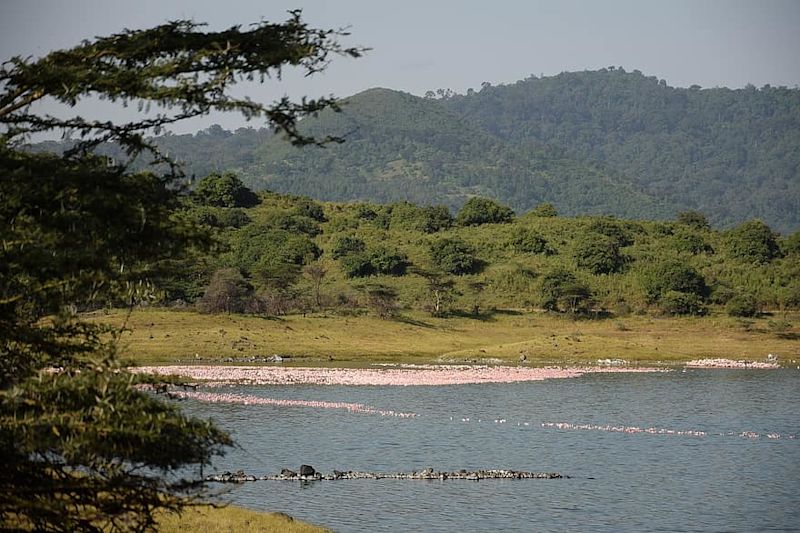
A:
[299,464,316,477]
[280,468,297,478]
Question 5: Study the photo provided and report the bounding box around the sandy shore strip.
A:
[684,358,780,369]
[132,364,665,386]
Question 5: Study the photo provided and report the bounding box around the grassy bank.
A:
[156,505,328,532]
[93,308,800,366]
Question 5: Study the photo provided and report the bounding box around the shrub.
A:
[229,226,320,274]
[429,238,481,275]
[262,212,321,237]
[456,197,514,226]
[676,210,710,230]
[197,268,253,314]
[530,202,558,217]
[586,218,633,246]
[369,247,409,276]
[660,291,708,316]
[510,229,554,255]
[726,293,759,317]
[783,230,800,256]
[193,172,259,208]
[726,220,781,264]
[389,202,453,233]
[340,253,376,278]
[641,260,708,303]
[671,230,713,255]
[573,234,625,274]
[292,198,326,222]
[331,236,366,259]
[539,268,593,314]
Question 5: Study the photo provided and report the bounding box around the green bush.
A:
[510,229,554,255]
[586,218,633,246]
[340,253,376,278]
[429,237,481,275]
[660,290,708,316]
[292,198,326,222]
[671,230,713,255]
[539,268,593,314]
[726,219,781,264]
[641,260,708,303]
[726,293,760,317]
[331,236,366,259]
[368,246,409,276]
[530,202,557,217]
[676,210,710,230]
[456,197,514,226]
[573,234,625,274]
[193,172,259,208]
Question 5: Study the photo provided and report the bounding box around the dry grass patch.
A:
[156,505,329,533]
[90,308,800,366]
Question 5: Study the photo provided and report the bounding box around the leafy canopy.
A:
[0,11,361,532]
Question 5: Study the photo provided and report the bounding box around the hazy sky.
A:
[2,0,799,133]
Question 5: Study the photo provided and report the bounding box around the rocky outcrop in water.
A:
[207,466,566,483]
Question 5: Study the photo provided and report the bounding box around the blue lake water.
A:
[182,369,800,532]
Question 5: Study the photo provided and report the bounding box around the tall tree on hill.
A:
[0,12,362,531]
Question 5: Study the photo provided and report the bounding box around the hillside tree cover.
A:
[60,69,800,232]
[0,12,362,531]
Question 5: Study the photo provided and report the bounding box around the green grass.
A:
[93,308,800,366]
[156,505,329,532]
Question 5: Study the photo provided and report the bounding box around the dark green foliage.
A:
[340,253,376,278]
[188,206,251,229]
[660,291,708,316]
[262,211,322,237]
[388,202,453,233]
[641,261,708,303]
[538,268,593,314]
[0,12,363,529]
[586,218,633,246]
[726,293,760,317]
[197,268,254,313]
[368,246,409,276]
[726,220,782,263]
[429,238,481,275]
[332,236,367,259]
[677,210,710,230]
[419,205,454,233]
[573,234,626,274]
[456,197,514,226]
[292,197,327,222]
[530,202,558,217]
[784,231,800,256]
[670,229,713,255]
[444,70,800,233]
[193,172,259,208]
[510,229,554,255]
[229,225,320,275]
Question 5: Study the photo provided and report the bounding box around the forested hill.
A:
[442,69,800,233]
[30,69,800,231]
[250,88,668,220]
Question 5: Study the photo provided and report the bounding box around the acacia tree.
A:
[0,12,362,531]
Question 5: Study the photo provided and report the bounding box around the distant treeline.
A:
[31,68,800,233]
[144,174,800,322]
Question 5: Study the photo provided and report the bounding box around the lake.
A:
[182,369,799,532]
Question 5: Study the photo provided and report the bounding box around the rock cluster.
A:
[206,466,566,483]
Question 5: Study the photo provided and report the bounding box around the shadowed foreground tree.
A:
[0,11,362,531]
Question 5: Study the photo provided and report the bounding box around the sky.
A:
[1,0,799,134]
